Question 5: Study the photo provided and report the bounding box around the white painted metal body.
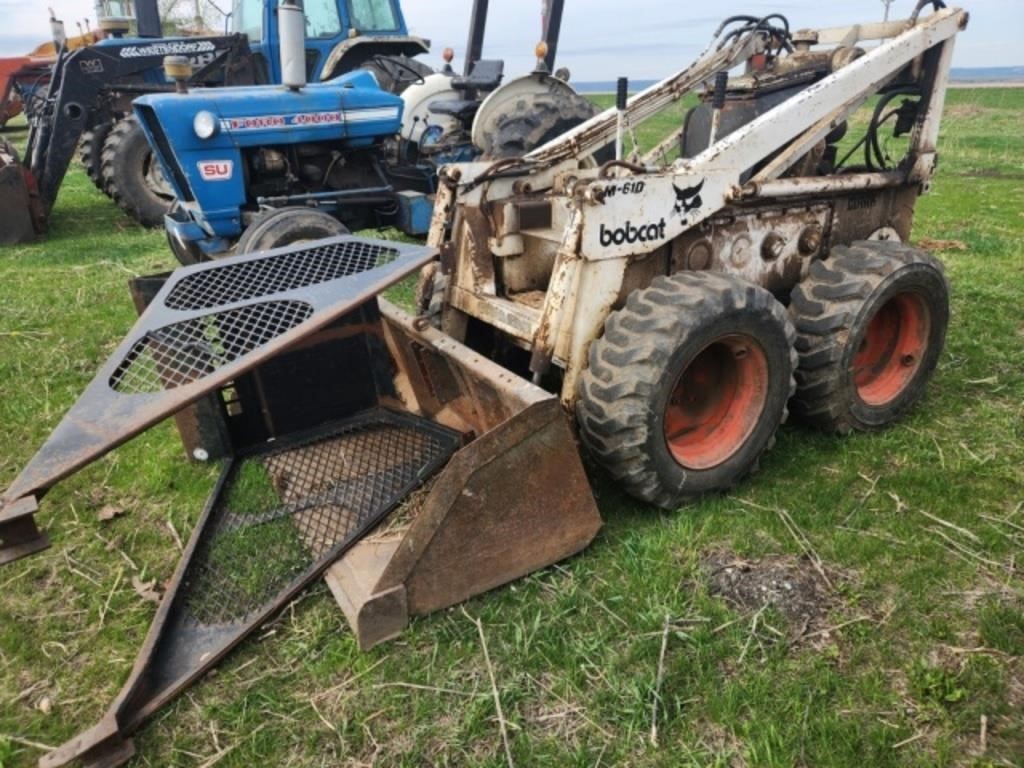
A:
[429,7,968,407]
[399,73,461,145]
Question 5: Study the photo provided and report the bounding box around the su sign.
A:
[197,161,234,181]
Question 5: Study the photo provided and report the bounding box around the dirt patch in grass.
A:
[702,552,836,634]
[916,237,969,252]
[945,103,992,120]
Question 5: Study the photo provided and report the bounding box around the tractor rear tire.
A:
[486,96,599,159]
[235,207,350,255]
[788,241,949,433]
[79,122,112,191]
[577,272,797,509]
[100,116,175,228]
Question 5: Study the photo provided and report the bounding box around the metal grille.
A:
[109,300,313,395]
[164,240,401,312]
[182,411,459,625]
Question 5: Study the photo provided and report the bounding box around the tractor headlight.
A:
[193,111,219,139]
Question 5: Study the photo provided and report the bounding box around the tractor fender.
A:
[400,73,460,145]
[320,36,430,82]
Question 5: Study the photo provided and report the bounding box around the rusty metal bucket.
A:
[0,236,600,767]
[328,300,601,649]
[0,138,38,246]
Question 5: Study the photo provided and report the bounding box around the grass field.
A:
[1,88,1022,768]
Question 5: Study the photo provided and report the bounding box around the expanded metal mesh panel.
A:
[164,240,401,312]
[109,300,313,394]
[182,411,459,625]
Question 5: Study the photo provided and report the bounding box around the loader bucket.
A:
[0,236,600,767]
[0,138,38,245]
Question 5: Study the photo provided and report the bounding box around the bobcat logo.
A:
[672,178,705,222]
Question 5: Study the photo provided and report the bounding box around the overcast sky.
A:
[0,0,1018,79]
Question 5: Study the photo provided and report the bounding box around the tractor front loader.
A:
[0,3,967,765]
[0,3,257,245]
[0,0,437,244]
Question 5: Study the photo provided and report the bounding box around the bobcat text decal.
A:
[600,219,667,247]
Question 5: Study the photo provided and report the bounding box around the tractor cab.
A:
[230,0,428,83]
[95,0,135,36]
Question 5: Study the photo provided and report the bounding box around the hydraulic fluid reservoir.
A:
[279,0,307,90]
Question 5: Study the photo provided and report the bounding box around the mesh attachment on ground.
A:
[182,409,460,625]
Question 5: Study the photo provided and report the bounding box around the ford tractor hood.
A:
[133,70,402,240]
[135,70,402,153]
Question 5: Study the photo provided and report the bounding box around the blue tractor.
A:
[137,67,433,262]
[0,0,435,245]
[87,0,432,229]
[135,0,600,262]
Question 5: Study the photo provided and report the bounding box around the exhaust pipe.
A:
[279,0,306,90]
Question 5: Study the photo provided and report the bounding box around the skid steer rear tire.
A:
[79,122,112,191]
[100,116,175,228]
[235,207,350,255]
[788,241,949,434]
[577,272,797,509]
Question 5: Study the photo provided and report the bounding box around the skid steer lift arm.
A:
[430,5,967,400]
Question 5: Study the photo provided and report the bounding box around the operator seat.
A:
[429,59,505,125]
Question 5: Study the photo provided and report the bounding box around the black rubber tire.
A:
[485,96,599,159]
[577,271,798,509]
[788,240,949,434]
[100,116,175,228]
[235,207,350,254]
[79,122,112,191]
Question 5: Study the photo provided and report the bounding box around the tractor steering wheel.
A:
[369,55,427,89]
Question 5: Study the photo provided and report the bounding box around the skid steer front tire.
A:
[788,241,949,433]
[577,272,797,510]
[100,116,175,228]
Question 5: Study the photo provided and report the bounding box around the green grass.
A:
[1,88,1022,767]
[224,460,282,516]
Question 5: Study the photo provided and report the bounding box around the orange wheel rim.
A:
[853,292,930,406]
[663,335,769,470]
